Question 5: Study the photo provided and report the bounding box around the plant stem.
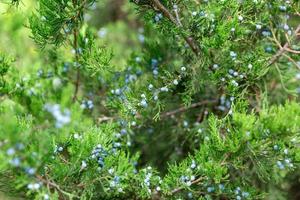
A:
[72,0,81,102]
[268,25,300,67]
[150,0,200,55]
[160,99,218,118]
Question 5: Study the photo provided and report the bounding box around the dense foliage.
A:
[0,0,300,199]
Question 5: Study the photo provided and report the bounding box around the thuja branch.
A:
[149,0,200,55]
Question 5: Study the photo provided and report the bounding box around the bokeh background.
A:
[0,1,143,199]
[1,1,300,199]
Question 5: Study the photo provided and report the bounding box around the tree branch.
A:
[72,29,80,102]
[150,0,200,55]
[285,47,300,54]
[160,99,218,118]
[268,25,300,67]
[36,175,78,198]
[170,177,203,194]
[282,53,300,70]
[72,0,86,102]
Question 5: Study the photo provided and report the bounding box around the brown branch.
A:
[282,53,300,70]
[173,7,183,27]
[151,0,178,25]
[285,47,300,54]
[160,99,218,118]
[71,0,86,102]
[170,177,203,194]
[59,155,70,164]
[268,25,300,67]
[97,116,115,123]
[150,0,200,55]
[72,28,80,102]
[36,175,78,198]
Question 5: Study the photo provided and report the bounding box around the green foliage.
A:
[160,102,300,199]
[78,29,113,76]
[0,0,300,199]
[0,54,12,94]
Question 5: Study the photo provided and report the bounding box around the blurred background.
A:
[1,1,300,199]
[0,1,144,199]
[0,0,144,71]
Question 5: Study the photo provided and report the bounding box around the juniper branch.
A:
[285,48,300,54]
[282,53,300,70]
[72,28,80,102]
[169,153,230,195]
[170,177,203,194]
[36,175,78,199]
[268,25,300,67]
[72,0,86,102]
[160,99,218,118]
[149,0,200,55]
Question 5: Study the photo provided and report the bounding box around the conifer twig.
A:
[36,175,78,198]
[150,0,200,55]
[282,53,300,70]
[285,48,300,54]
[160,99,218,118]
[72,0,87,102]
[72,28,80,102]
[170,177,203,194]
[170,153,230,195]
[268,25,300,67]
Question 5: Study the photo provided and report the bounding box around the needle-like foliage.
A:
[0,0,300,199]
